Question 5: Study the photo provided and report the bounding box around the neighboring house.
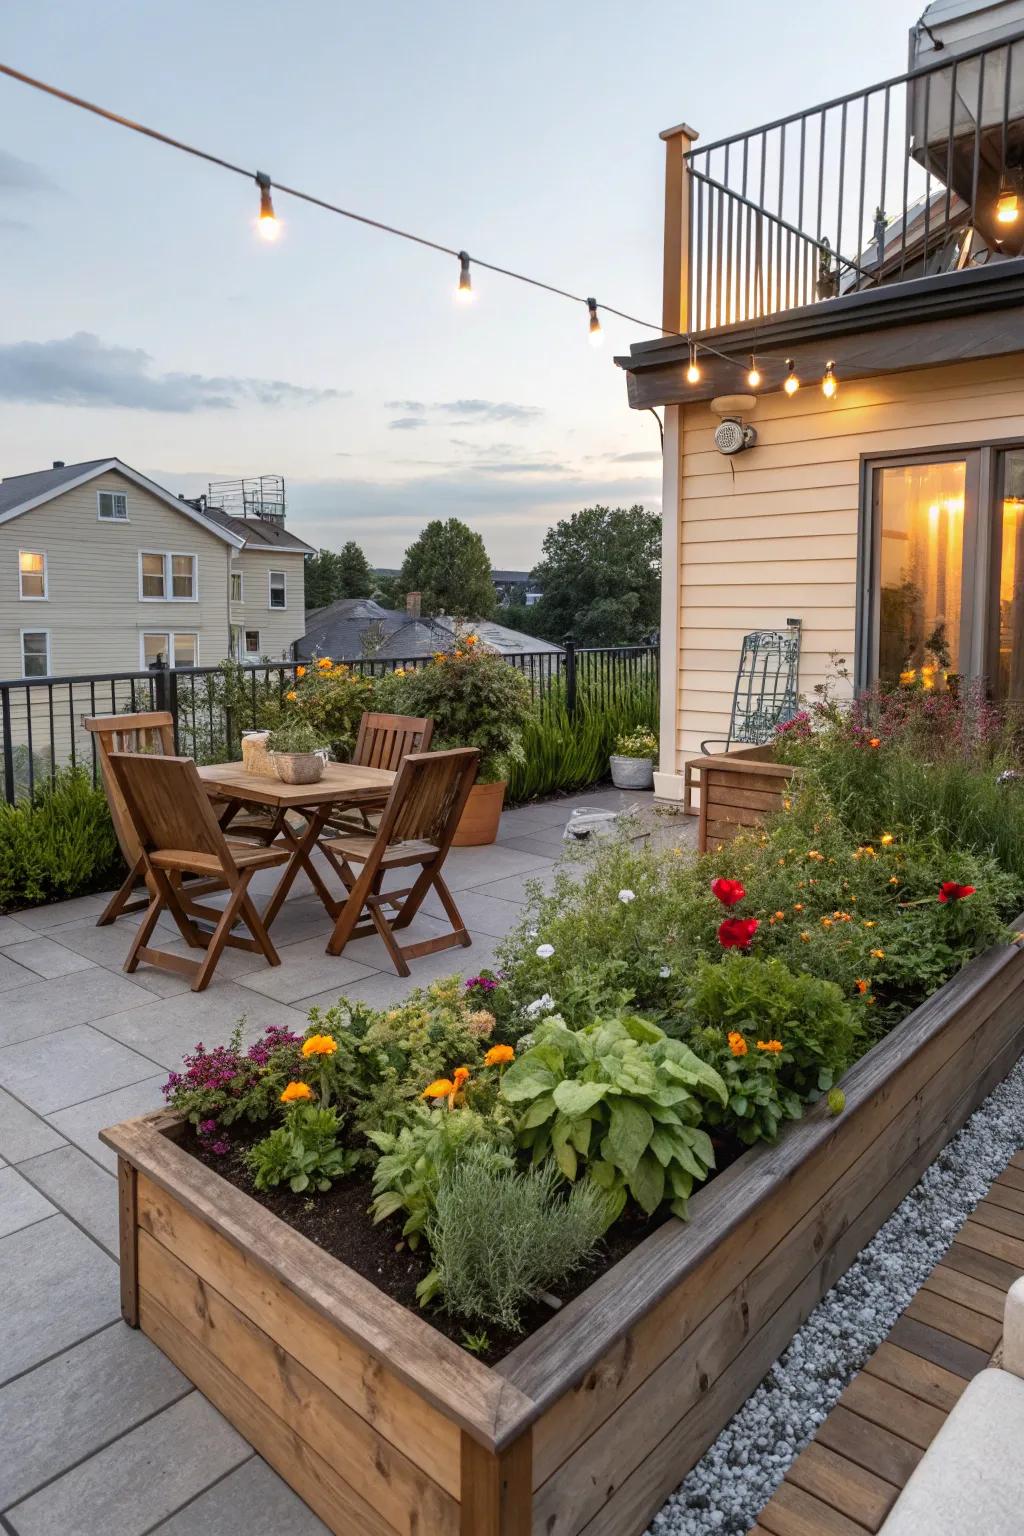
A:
[0,458,312,679]
[297,594,562,662]
[492,569,543,607]
[615,3,1024,798]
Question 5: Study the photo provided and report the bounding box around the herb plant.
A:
[246,1103,356,1193]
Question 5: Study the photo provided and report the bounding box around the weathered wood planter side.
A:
[684,744,799,852]
[103,927,1024,1536]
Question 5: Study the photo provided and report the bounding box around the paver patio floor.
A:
[0,786,690,1534]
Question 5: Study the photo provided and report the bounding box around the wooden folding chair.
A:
[325,712,434,838]
[106,752,290,992]
[84,711,227,925]
[323,747,478,976]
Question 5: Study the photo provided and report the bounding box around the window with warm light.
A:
[19,550,47,600]
[875,461,966,690]
[997,450,1024,703]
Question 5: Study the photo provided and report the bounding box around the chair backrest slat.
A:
[376,748,479,849]
[106,753,231,866]
[353,712,434,772]
[84,711,175,868]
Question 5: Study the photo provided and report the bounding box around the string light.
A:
[255,171,280,241]
[996,173,1021,224]
[783,359,800,397]
[587,297,603,347]
[686,343,701,384]
[746,355,761,389]
[455,250,473,302]
[821,360,838,399]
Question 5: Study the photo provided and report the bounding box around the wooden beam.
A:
[660,122,699,335]
[460,1429,532,1536]
[118,1156,139,1327]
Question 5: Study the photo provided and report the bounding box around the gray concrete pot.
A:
[609,754,655,790]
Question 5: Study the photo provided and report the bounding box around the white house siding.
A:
[671,352,1024,766]
[232,549,306,660]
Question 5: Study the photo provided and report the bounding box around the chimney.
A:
[406,591,422,619]
[52,460,65,469]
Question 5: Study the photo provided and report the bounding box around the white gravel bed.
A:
[647,1051,1024,1536]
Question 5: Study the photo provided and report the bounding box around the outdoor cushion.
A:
[879,1368,1024,1534]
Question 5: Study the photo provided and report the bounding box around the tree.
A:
[526,505,660,645]
[304,540,376,609]
[398,518,497,620]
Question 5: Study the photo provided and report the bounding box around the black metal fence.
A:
[687,28,1024,330]
[0,643,659,805]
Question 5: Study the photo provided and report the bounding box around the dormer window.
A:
[98,490,128,521]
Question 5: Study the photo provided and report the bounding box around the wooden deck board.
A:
[748,1158,1023,1534]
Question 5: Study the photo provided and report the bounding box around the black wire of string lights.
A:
[0,61,839,395]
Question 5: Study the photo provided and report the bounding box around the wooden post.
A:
[660,121,699,336]
[460,1430,532,1536]
[118,1157,140,1327]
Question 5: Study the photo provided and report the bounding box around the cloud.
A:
[385,399,426,413]
[0,333,344,413]
[468,461,569,475]
[0,151,57,193]
[435,398,543,424]
[609,449,663,463]
[388,416,426,431]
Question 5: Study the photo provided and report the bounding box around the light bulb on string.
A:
[747,356,761,389]
[783,359,800,397]
[686,343,701,385]
[455,251,474,302]
[821,360,838,400]
[587,298,603,347]
[255,171,280,241]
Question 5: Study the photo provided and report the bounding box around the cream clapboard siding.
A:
[0,469,233,679]
[672,352,1024,764]
[232,548,306,659]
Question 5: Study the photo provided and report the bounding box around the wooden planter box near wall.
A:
[685,744,799,853]
[103,927,1024,1536]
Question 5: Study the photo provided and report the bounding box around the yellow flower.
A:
[285,690,298,703]
[899,669,917,685]
[484,1044,515,1067]
[889,876,900,886]
[433,652,447,663]
[280,1081,314,1104]
[880,832,894,845]
[871,948,885,959]
[782,797,792,811]
[394,668,406,677]
[301,1034,338,1058]
[862,920,878,928]
[728,1031,748,1058]
[317,656,333,669]
[756,1039,783,1053]
[296,665,306,678]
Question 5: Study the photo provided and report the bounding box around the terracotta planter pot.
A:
[452,780,506,846]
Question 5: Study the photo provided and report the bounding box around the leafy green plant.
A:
[246,1103,356,1193]
[418,1148,607,1330]
[0,768,122,913]
[285,660,374,758]
[507,670,658,804]
[367,1105,514,1246]
[500,1014,728,1222]
[614,728,658,759]
[266,718,328,755]
[688,1026,802,1144]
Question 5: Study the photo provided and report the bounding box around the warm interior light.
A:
[783,360,799,397]
[821,361,838,400]
[747,356,761,388]
[255,172,280,241]
[997,188,1021,224]
[686,344,700,384]
[587,298,603,347]
[456,250,473,302]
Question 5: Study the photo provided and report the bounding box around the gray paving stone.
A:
[0,1025,160,1115]
[5,1390,251,1536]
[46,1075,166,1173]
[0,916,36,946]
[0,1166,55,1237]
[234,936,377,1002]
[151,1456,331,1535]
[45,916,193,997]
[440,844,554,891]
[16,892,112,932]
[0,1087,66,1163]
[0,935,97,980]
[472,866,562,903]
[18,1145,119,1255]
[501,830,579,859]
[419,886,524,939]
[94,985,309,1071]
[0,968,157,1048]
[0,1323,189,1509]
[299,930,501,1011]
[0,952,39,993]
[0,1214,120,1384]
[497,801,583,835]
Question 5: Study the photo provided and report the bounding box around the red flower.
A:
[718,917,759,949]
[938,882,976,903]
[711,877,746,907]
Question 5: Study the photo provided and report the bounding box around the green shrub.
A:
[507,674,658,803]
[246,1103,356,1193]
[368,1104,514,1246]
[420,1148,607,1329]
[0,769,122,913]
[614,728,658,758]
[501,1013,727,1222]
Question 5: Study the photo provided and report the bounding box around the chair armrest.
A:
[1002,1277,1024,1379]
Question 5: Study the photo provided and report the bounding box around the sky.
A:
[1,0,926,567]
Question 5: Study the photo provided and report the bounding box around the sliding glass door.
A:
[875,459,968,690]
[996,450,1024,704]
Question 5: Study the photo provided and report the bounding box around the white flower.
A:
[526,927,538,939]
[618,889,637,904]
[659,965,672,979]
[535,943,555,959]
[525,993,555,1018]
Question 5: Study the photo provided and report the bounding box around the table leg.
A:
[261,804,342,929]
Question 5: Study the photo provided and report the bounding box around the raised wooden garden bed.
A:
[684,744,798,852]
[103,927,1024,1536]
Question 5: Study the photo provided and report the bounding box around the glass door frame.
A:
[857,446,990,693]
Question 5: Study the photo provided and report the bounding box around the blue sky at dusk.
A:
[2,0,923,565]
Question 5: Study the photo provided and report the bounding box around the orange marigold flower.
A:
[855,978,870,994]
[302,1034,337,1058]
[807,850,825,861]
[868,737,881,749]
[728,1031,748,1058]
[465,634,479,646]
[421,1078,454,1100]
[317,656,333,669]
[889,876,900,886]
[862,919,878,928]
[285,690,298,702]
[773,910,785,921]
[799,930,811,942]
[296,665,306,678]
[484,1044,515,1067]
[793,902,804,911]
[433,652,447,663]
[756,1039,783,1053]
[871,948,885,959]
[280,1081,314,1104]
[821,917,833,928]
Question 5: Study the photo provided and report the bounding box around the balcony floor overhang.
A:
[615,259,1024,409]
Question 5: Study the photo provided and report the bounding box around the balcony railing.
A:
[686,28,1024,332]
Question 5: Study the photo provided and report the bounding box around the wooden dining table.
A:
[197,760,395,930]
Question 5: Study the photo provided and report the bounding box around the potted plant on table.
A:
[374,635,532,845]
[266,719,330,786]
[609,727,658,789]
